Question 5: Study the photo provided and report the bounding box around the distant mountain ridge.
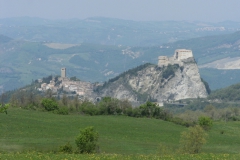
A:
[1,17,239,46]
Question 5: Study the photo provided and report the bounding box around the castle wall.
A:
[158,56,169,67]
[174,49,193,61]
[158,49,193,67]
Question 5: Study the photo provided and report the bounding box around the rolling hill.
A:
[1,108,240,155]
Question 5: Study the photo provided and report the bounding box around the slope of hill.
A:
[0,34,12,43]
[0,108,184,154]
[162,31,240,65]
[2,108,240,155]
[199,68,240,90]
[208,82,240,101]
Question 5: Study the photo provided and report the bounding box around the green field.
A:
[0,108,183,154]
[1,108,240,159]
[1,152,240,160]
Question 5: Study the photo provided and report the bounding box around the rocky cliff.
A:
[95,57,208,105]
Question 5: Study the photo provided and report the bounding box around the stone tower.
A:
[61,68,66,78]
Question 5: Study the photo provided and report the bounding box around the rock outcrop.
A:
[96,50,208,105]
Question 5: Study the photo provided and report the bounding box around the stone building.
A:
[61,68,66,78]
[158,49,193,67]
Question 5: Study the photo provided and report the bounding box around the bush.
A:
[170,117,195,127]
[198,116,213,131]
[179,125,207,154]
[41,98,58,111]
[57,107,69,115]
[75,126,99,153]
[157,143,174,155]
[59,142,73,153]
[80,100,99,115]
[98,97,119,115]
[0,103,9,114]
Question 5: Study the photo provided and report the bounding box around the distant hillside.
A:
[208,83,240,101]
[162,31,240,65]
[0,35,12,43]
[199,68,240,90]
[0,17,239,46]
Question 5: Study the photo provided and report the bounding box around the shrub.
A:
[157,143,174,155]
[179,125,207,154]
[170,117,195,127]
[57,107,69,115]
[75,126,99,153]
[41,98,58,111]
[80,100,99,115]
[98,97,119,115]
[0,103,9,114]
[59,142,73,153]
[198,116,213,131]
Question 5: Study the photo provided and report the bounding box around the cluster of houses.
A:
[37,68,99,99]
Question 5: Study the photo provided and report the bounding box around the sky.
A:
[0,0,240,22]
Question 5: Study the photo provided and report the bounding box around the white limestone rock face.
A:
[98,58,208,104]
[155,58,208,101]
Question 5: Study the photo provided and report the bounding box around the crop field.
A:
[1,108,240,159]
[44,43,79,49]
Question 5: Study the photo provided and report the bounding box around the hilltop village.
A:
[37,68,100,101]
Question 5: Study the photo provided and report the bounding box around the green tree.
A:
[139,101,166,119]
[45,89,53,98]
[9,93,18,107]
[0,103,9,114]
[80,100,98,115]
[41,98,58,111]
[62,94,68,106]
[198,116,213,131]
[75,126,99,153]
[70,76,80,81]
[179,125,207,154]
[98,97,119,115]
[73,95,80,111]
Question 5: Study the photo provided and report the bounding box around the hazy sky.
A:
[1,0,239,22]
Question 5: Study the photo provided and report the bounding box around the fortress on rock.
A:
[158,49,193,67]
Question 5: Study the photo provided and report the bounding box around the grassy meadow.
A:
[1,152,240,160]
[1,108,240,159]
